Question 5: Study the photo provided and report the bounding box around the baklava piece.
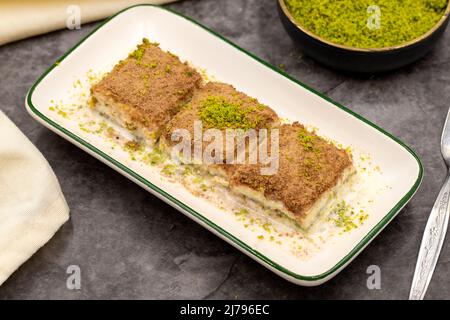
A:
[160,81,279,180]
[229,123,355,229]
[90,38,202,144]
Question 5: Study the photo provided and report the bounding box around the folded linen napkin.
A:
[0,111,69,286]
[0,0,180,46]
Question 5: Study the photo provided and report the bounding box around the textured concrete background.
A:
[0,0,449,299]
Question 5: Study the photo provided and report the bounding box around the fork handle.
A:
[409,173,450,300]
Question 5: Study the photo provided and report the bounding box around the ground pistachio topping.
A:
[329,201,369,233]
[124,140,143,152]
[284,0,448,48]
[128,38,159,64]
[297,127,321,152]
[198,96,261,130]
[143,147,167,166]
[296,127,325,178]
[162,164,177,176]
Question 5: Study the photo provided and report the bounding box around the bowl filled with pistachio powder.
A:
[278,0,450,73]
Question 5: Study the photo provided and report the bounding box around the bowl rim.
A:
[278,0,450,52]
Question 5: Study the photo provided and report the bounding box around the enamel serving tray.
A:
[26,5,423,286]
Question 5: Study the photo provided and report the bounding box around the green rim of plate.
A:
[26,4,424,282]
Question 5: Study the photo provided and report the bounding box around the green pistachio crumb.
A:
[124,140,142,152]
[125,121,138,131]
[235,208,249,216]
[199,96,262,130]
[162,164,176,176]
[284,0,448,48]
[143,148,166,166]
[330,201,369,232]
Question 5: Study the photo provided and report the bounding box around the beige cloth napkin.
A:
[0,111,69,286]
[0,0,180,46]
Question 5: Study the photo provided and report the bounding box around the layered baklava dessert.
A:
[91,39,202,144]
[90,38,354,229]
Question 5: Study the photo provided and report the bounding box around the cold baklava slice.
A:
[90,38,202,144]
[229,123,355,229]
[160,81,279,179]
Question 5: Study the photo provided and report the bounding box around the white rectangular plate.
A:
[26,5,423,286]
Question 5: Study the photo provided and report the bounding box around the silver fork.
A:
[409,107,450,300]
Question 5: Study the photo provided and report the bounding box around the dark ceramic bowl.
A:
[278,0,450,73]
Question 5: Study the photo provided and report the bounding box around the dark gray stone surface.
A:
[0,0,449,299]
